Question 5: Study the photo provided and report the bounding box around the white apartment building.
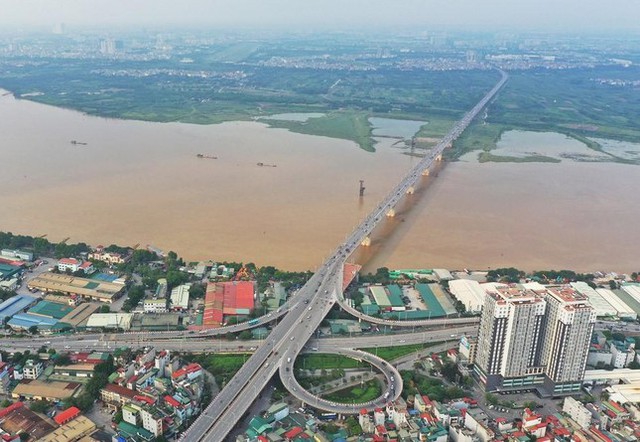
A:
[143,299,167,313]
[562,397,591,429]
[474,287,546,390]
[541,287,596,395]
[23,359,43,380]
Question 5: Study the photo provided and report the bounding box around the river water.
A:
[0,92,637,273]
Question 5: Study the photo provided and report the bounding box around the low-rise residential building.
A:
[563,397,592,429]
[100,383,138,408]
[143,298,167,313]
[57,258,82,273]
[0,361,10,394]
[89,245,128,265]
[22,359,43,379]
[1,248,33,261]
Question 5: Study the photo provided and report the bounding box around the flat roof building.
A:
[27,273,125,303]
[369,286,391,308]
[85,313,133,330]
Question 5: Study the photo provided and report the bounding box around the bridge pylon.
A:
[386,208,395,217]
[406,186,415,195]
[361,236,371,246]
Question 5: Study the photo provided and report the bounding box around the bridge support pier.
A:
[361,236,371,246]
[406,186,415,195]
[436,154,443,161]
[386,208,395,217]
[422,169,430,176]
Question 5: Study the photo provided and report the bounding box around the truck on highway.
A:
[248,319,259,326]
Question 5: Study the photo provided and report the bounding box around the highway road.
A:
[177,69,509,442]
[0,325,478,354]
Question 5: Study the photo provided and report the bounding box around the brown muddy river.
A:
[1,92,638,272]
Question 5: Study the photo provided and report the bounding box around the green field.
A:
[323,379,382,404]
[266,111,375,151]
[360,343,435,361]
[295,354,367,370]
[1,42,639,159]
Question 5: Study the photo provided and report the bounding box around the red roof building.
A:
[0,402,23,418]
[164,395,181,408]
[203,281,255,327]
[53,406,80,425]
[284,426,304,439]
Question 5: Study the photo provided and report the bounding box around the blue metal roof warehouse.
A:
[0,294,37,318]
[8,312,59,331]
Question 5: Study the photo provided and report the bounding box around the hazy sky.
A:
[1,0,639,32]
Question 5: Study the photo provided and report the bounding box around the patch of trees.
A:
[64,356,114,412]
[400,370,467,403]
[486,268,525,283]
[359,267,391,285]
[122,285,145,312]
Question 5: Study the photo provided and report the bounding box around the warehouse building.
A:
[0,402,56,441]
[85,313,134,330]
[28,300,74,319]
[7,312,59,332]
[0,262,23,281]
[571,282,617,317]
[170,283,191,311]
[12,379,81,401]
[595,288,637,320]
[58,302,102,328]
[448,279,486,313]
[40,416,97,442]
[27,273,125,303]
[203,281,255,327]
[0,294,37,319]
[1,248,33,261]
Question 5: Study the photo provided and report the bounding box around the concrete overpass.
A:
[179,69,508,442]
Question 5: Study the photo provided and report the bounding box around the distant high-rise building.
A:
[474,287,546,391]
[52,23,65,35]
[100,38,117,55]
[474,285,595,395]
[540,287,596,395]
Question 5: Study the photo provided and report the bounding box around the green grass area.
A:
[477,152,561,163]
[295,353,367,370]
[360,343,434,361]
[265,110,375,151]
[192,353,252,386]
[322,379,382,404]
[2,54,640,161]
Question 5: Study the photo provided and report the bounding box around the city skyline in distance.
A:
[1,0,640,33]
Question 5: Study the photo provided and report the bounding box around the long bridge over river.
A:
[180,69,509,441]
